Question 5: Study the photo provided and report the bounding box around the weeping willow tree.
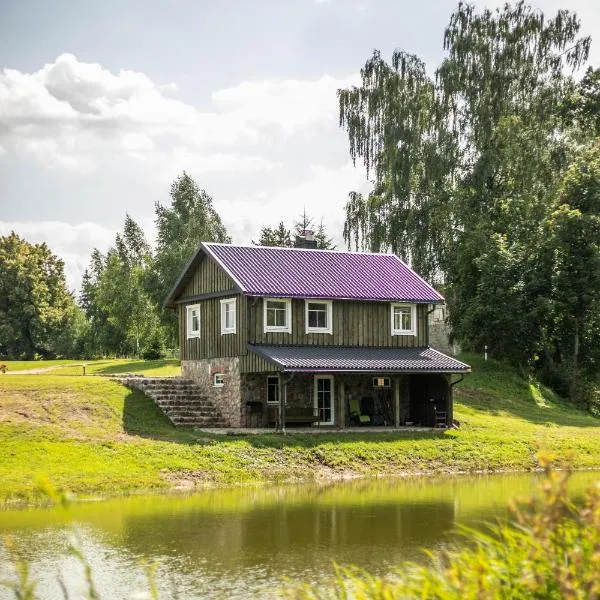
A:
[339,2,592,370]
[340,51,457,282]
[340,3,590,267]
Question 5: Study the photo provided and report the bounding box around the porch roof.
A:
[248,345,471,374]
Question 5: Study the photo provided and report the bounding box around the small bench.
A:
[284,406,320,427]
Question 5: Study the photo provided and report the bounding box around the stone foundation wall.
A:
[182,358,242,427]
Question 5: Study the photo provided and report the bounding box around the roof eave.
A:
[245,292,444,303]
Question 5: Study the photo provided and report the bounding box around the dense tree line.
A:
[339,2,600,409]
[0,233,86,359]
[0,172,230,360]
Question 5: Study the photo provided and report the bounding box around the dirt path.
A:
[3,365,73,375]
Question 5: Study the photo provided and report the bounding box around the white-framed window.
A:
[213,373,225,387]
[391,303,417,336]
[305,300,332,334]
[264,298,292,333]
[186,304,200,339]
[314,374,335,425]
[220,298,236,335]
[266,375,280,404]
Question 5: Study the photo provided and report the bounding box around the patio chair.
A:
[434,407,448,428]
[348,397,371,426]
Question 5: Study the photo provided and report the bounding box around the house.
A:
[164,239,470,429]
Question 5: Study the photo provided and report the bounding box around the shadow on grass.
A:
[122,389,197,443]
[455,353,600,428]
[455,386,598,428]
[121,386,450,448]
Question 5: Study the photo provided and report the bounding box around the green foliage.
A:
[254,221,293,247]
[284,458,600,600]
[254,211,336,249]
[0,233,84,359]
[80,215,165,358]
[151,171,230,344]
[339,2,600,401]
[543,143,600,400]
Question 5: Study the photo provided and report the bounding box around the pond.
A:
[1,471,598,599]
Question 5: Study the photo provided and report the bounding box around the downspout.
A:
[450,375,464,389]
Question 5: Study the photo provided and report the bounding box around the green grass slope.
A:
[1,358,181,377]
[0,354,598,505]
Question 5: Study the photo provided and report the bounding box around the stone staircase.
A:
[119,377,228,428]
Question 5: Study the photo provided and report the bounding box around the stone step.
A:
[171,416,227,426]
[149,392,206,400]
[163,409,219,417]
[119,376,227,428]
[157,402,215,412]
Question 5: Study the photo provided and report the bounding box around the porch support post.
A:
[280,375,286,434]
[394,378,400,428]
[339,381,345,429]
[447,375,453,426]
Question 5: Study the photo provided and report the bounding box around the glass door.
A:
[314,375,334,425]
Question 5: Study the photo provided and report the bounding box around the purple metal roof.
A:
[249,345,471,373]
[204,244,443,302]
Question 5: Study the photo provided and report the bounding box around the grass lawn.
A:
[0,353,599,505]
[1,358,181,377]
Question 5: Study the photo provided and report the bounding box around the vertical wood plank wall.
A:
[247,299,427,348]
[178,255,245,361]
[176,254,431,371]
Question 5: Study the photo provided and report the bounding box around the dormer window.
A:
[264,298,292,333]
[305,300,332,334]
[186,304,200,339]
[391,303,416,336]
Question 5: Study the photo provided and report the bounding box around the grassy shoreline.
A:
[1,354,599,507]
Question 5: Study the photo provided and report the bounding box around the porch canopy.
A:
[249,344,471,374]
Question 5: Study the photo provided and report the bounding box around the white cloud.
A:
[0,54,357,175]
[220,161,370,248]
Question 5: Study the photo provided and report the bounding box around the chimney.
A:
[294,229,318,249]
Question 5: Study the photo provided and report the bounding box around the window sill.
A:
[221,329,236,335]
[187,333,200,339]
[391,330,416,336]
[264,327,291,334]
[306,329,332,335]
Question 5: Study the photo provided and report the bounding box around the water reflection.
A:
[0,472,597,599]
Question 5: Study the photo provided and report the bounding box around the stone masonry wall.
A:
[182,358,242,427]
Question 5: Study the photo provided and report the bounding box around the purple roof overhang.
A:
[163,243,444,307]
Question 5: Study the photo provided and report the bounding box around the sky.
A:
[1,0,599,291]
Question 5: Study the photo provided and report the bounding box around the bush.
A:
[142,340,165,360]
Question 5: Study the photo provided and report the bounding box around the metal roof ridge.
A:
[205,242,396,256]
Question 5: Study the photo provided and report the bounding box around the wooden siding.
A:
[179,295,248,360]
[239,352,275,373]
[181,255,235,297]
[178,256,247,360]
[247,299,427,348]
